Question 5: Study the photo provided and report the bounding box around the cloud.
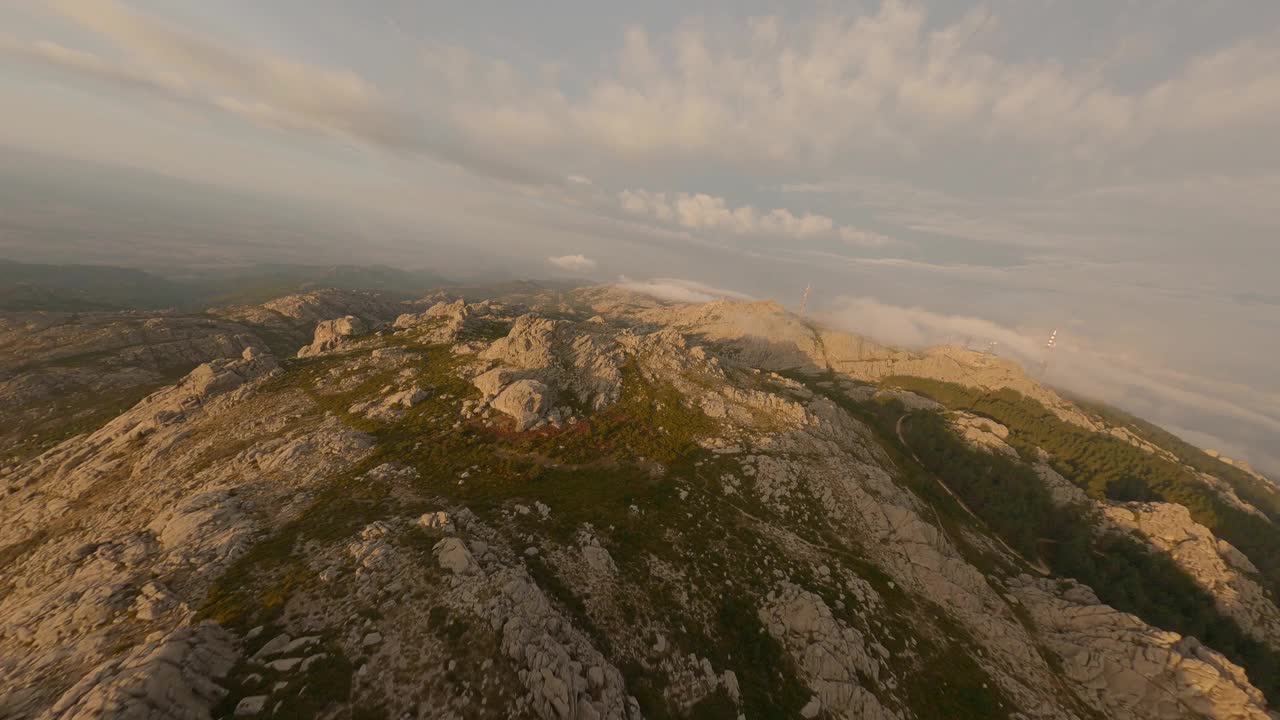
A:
[423,3,1280,171]
[616,277,752,304]
[617,189,892,246]
[781,171,1280,270]
[838,227,895,248]
[822,296,1280,480]
[0,36,184,95]
[546,254,597,272]
[9,0,557,187]
[44,0,400,141]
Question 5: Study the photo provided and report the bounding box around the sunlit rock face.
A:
[1,283,1276,720]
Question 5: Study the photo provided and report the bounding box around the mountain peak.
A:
[2,286,1278,719]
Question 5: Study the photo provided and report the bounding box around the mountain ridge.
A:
[1,283,1276,720]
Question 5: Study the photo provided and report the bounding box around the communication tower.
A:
[1039,329,1058,376]
[799,284,812,317]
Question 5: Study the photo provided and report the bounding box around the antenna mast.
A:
[799,284,812,317]
[1040,329,1058,376]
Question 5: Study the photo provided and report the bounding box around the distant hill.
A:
[0,259,451,311]
[0,259,191,311]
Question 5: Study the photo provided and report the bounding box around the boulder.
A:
[418,511,453,532]
[473,367,518,400]
[348,386,428,422]
[39,624,238,720]
[490,379,553,432]
[297,315,368,358]
[235,696,268,716]
[433,537,478,574]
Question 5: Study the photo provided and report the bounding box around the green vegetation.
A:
[213,636,356,719]
[513,363,719,467]
[709,596,810,716]
[0,258,449,312]
[901,411,1050,559]
[198,336,1054,718]
[901,615,1013,720]
[7,377,180,464]
[772,372,1024,718]
[885,377,1280,605]
[883,382,1280,704]
[199,470,394,630]
[1071,396,1280,522]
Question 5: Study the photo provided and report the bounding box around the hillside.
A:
[0,259,451,312]
[1,284,1277,720]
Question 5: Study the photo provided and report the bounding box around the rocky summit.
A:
[3,283,1280,720]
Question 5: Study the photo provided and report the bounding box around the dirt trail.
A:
[896,413,1051,576]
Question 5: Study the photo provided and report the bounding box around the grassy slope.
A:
[195,335,1029,719]
[883,377,1280,704]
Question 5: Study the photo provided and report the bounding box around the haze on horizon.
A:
[0,0,1277,477]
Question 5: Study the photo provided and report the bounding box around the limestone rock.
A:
[4,282,1276,720]
[348,386,428,422]
[1011,575,1272,720]
[235,695,268,716]
[473,367,519,400]
[948,411,1017,457]
[759,584,901,720]
[434,537,478,575]
[418,511,453,532]
[1104,502,1280,650]
[491,379,553,432]
[478,314,624,412]
[38,623,238,720]
[297,315,369,358]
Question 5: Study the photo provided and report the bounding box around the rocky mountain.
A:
[0,259,452,314]
[0,290,408,472]
[2,283,1278,720]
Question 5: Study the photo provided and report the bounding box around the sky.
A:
[0,0,1277,476]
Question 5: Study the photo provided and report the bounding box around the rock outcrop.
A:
[1103,502,1280,650]
[0,311,268,474]
[466,312,627,430]
[759,584,901,720]
[214,289,404,344]
[949,411,1017,457]
[1011,575,1272,720]
[490,379,554,432]
[605,292,1098,430]
[3,282,1276,720]
[297,315,369,357]
[37,623,237,720]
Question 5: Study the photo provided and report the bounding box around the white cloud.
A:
[8,1,556,187]
[822,295,1280,480]
[617,189,891,246]
[822,296,1045,357]
[423,3,1280,170]
[837,227,895,248]
[0,37,184,95]
[616,277,752,304]
[41,0,400,145]
[782,172,1280,263]
[547,254,597,272]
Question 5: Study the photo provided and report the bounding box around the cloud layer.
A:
[823,296,1280,478]
[617,277,753,304]
[425,3,1280,177]
[547,254,597,272]
[618,189,892,246]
